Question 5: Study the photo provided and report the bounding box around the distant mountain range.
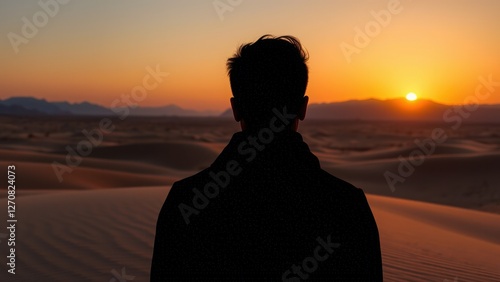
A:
[0,97,216,117]
[221,98,500,123]
[1,96,500,122]
[305,98,500,122]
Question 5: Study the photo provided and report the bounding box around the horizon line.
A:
[2,95,500,113]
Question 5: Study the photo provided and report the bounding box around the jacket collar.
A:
[211,130,321,171]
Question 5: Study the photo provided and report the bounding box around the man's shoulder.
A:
[156,168,212,225]
[167,168,210,198]
[174,169,209,187]
[170,167,365,198]
[316,168,365,197]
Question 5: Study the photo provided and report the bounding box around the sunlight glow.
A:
[406,92,418,101]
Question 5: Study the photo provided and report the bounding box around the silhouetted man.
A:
[151,35,383,281]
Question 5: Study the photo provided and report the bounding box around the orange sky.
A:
[1,0,499,111]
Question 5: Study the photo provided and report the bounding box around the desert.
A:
[0,115,499,281]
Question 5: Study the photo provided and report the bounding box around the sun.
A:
[406,92,417,101]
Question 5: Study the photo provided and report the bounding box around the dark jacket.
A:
[151,130,382,281]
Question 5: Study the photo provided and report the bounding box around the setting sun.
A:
[406,92,418,101]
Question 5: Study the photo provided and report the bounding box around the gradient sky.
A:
[1,0,499,111]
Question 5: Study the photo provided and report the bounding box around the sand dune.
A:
[0,148,174,174]
[1,120,499,210]
[370,195,500,245]
[89,141,219,170]
[321,152,500,213]
[0,160,173,190]
[0,187,498,281]
[0,141,219,190]
[1,117,499,281]
[334,140,498,162]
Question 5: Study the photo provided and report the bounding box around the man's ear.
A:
[230,97,241,122]
[298,96,309,121]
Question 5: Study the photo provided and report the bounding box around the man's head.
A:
[227,35,309,131]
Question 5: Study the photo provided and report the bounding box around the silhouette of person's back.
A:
[151,35,383,281]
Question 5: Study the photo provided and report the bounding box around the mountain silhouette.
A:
[1,97,72,115]
[0,97,214,117]
[306,98,500,122]
[221,98,500,123]
[53,101,112,115]
[129,105,217,116]
[1,96,500,122]
[0,103,46,116]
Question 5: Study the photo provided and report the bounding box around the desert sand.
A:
[0,116,499,281]
[0,187,499,281]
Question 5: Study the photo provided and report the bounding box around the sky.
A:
[1,0,499,111]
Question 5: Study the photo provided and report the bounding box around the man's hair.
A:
[227,35,309,128]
